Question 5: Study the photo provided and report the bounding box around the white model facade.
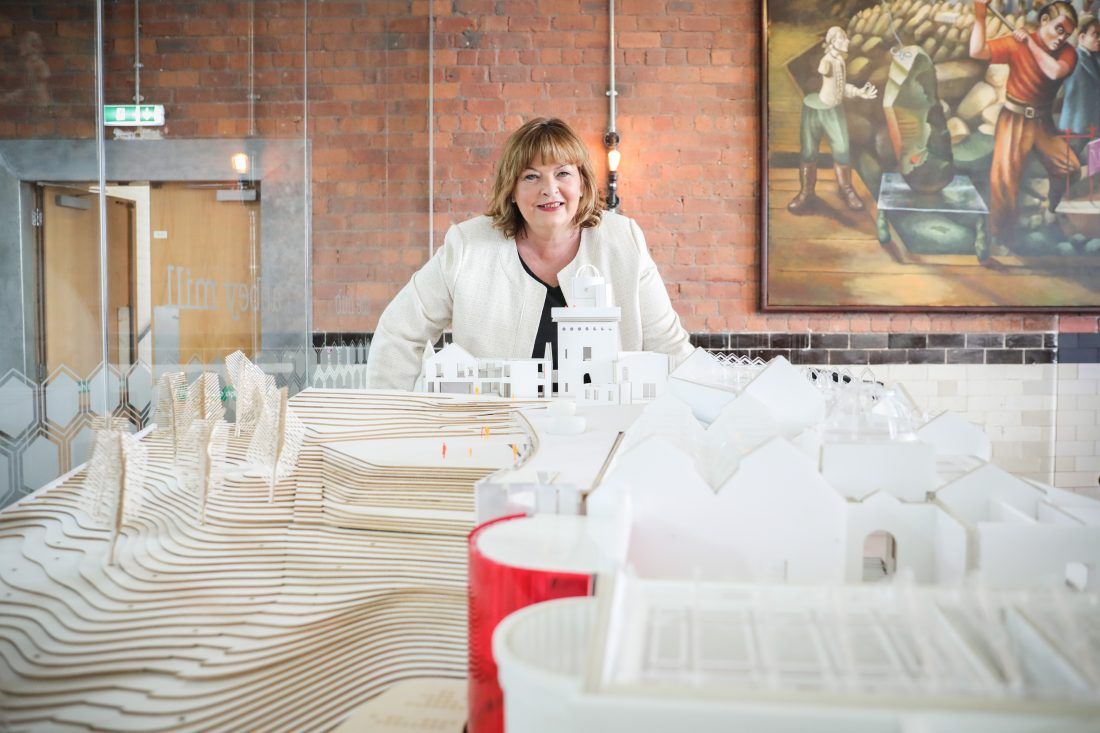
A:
[418,267,669,404]
[421,341,552,398]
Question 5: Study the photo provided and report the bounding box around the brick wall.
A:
[2,0,1098,339]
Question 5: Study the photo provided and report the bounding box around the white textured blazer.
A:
[365,211,694,390]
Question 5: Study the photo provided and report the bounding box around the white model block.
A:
[917,410,993,461]
[553,307,621,398]
[720,437,848,583]
[422,342,479,394]
[666,348,738,424]
[845,492,968,584]
[495,358,548,399]
[740,355,825,430]
[587,436,718,577]
[620,393,706,457]
[977,524,1100,589]
[670,347,735,387]
[571,267,611,307]
[591,435,849,582]
[613,352,669,403]
[820,440,937,502]
[1041,485,1100,525]
[934,463,1045,525]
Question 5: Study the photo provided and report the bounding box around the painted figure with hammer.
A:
[969,0,1080,249]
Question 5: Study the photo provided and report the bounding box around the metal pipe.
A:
[133,0,142,103]
[429,4,435,258]
[303,0,312,381]
[606,0,617,134]
[95,0,109,414]
[248,0,256,136]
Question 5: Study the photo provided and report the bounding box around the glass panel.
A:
[0,0,316,506]
[0,0,100,505]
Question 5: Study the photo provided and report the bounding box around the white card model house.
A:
[417,267,664,402]
[588,434,847,582]
[552,265,622,398]
[916,410,993,462]
[584,351,670,404]
[422,342,480,394]
[421,340,551,398]
[666,348,739,424]
[934,462,1100,589]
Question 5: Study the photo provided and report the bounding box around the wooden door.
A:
[149,183,261,365]
[41,185,134,376]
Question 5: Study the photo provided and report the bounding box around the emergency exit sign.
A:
[104,104,165,126]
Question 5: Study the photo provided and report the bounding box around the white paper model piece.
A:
[577,362,1100,589]
[935,463,1100,589]
[588,434,847,581]
[417,267,669,403]
[666,348,744,423]
[493,576,1100,733]
[181,414,229,524]
[82,420,148,564]
[917,409,993,462]
[552,265,622,398]
[154,371,192,461]
[422,341,551,398]
[188,371,224,422]
[244,386,307,501]
[582,351,669,404]
[226,349,274,435]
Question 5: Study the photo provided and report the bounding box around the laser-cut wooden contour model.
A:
[0,353,536,732]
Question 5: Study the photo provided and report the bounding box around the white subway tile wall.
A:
[856,364,1099,498]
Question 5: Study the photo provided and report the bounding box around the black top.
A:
[518,254,567,369]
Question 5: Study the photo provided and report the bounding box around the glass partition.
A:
[0,0,318,508]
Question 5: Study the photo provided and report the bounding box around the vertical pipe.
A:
[607,0,616,134]
[134,0,141,104]
[428,4,435,258]
[95,0,110,415]
[303,0,312,383]
[248,0,256,137]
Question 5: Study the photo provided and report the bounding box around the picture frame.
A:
[760,0,1100,312]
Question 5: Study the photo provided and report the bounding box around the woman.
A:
[365,117,692,391]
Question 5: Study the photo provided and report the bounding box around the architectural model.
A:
[419,267,670,404]
[2,347,1099,732]
[422,341,552,399]
[0,365,534,731]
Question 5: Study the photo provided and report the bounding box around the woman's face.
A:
[512,161,583,235]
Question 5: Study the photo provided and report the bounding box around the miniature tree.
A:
[181,415,228,525]
[154,372,195,463]
[226,350,273,436]
[244,386,306,501]
[82,419,148,565]
[188,371,223,422]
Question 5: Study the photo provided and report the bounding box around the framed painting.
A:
[761,0,1100,311]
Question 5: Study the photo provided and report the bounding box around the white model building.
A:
[421,340,552,399]
[552,265,622,398]
[417,266,669,404]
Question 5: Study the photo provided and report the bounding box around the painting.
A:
[761,0,1100,311]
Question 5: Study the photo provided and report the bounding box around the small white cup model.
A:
[492,596,596,733]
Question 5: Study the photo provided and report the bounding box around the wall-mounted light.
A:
[230,152,250,176]
[604,130,620,211]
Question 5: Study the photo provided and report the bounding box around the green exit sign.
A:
[104,104,165,127]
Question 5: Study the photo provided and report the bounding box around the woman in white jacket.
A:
[365,117,693,391]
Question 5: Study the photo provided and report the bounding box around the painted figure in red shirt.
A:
[969,0,1079,248]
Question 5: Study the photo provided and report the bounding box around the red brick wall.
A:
[2,0,1097,335]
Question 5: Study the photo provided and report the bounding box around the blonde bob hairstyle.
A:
[486,117,604,240]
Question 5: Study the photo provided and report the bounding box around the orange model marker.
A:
[442,441,447,459]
